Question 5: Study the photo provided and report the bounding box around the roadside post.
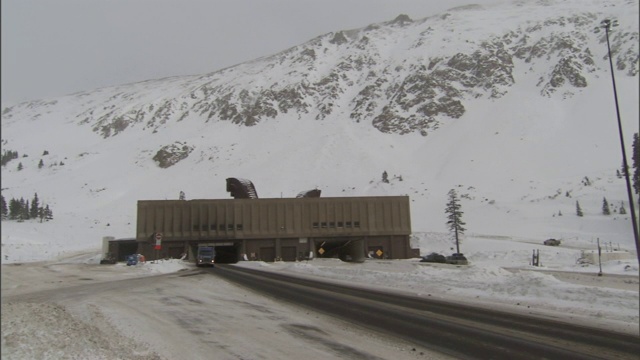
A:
[154,232,162,263]
[597,238,603,277]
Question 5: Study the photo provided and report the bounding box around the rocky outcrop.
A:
[152,142,194,168]
[2,4,638,139]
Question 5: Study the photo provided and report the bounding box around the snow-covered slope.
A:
[1,0,638,259]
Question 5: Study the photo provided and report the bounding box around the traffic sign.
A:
[154,232,162,250]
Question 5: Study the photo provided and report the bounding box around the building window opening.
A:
[193,224,199,231]
[313,222,319,229]
[337,222,343,228]
[219,224,225,231]
[354,221,360,228]
[321,222,327,228]
[329,222,335,228]
[210,224,217,231]
[346,221,352,228]
[227,224,234,231]
[236,224,243,231]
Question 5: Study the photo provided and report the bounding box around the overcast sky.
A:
[1,0,497,105]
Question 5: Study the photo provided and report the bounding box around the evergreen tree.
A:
[8,198,21,220]
[382,171,389,183]
[30,193,40,218]
[42,150,49,156]
[576,201,584,217]
[20,199,29,220]
[633,132,639,195]
[38,206,45,223]
[179,191,186,200]
[0,195,7,219]
[44,205,53,221]
[38,159,44,169]
[602,197,611,215]
[1,150,19,167]
[17,162,23,171]
[445,189,466,254]
[619,202,627,215]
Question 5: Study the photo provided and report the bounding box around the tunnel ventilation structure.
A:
[296,189,321,198]
[226,178,259,199]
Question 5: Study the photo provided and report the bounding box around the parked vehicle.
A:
[100,252,116,264]
[126,254,138,266]
[420,252,446,263]
[446,253,469,265]
[196,245,216,267]
[544,239,561,246]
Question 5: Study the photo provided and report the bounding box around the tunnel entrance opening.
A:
[315,238,364,263]
[117,242,139,262]
[215,245,239,264]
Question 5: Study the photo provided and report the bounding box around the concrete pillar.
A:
[275,238,281,260]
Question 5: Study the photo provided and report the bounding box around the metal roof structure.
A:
[226,178,259,199]
[296,189,321,198]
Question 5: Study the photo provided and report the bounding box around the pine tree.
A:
[8,198,21,220]
[38,159,44,169]
[1,150,19,167]
[619,202,627,215]
[0,195,7,220]
[382,171,389,183]
[602,197,611,215]
[17,162,23,171]
[445,189,466,254]
[20,199,29,220]
[44,205,53,221]
[179,191,186,200]
[576,201,584,217]
[30,193,40,218]
[42,150,49,156]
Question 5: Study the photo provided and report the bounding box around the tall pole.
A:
[597,238,603,277]
[600,19,639,264]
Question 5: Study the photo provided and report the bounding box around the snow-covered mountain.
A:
[1,0,638,256]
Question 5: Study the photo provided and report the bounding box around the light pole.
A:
[595,19,640,264]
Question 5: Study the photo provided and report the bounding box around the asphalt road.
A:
[212,264,640,360]
[3,264,448,359]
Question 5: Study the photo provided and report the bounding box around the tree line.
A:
[0,193,53,222]
[2,149,60,171]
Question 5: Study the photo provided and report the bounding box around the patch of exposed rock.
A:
[152,142,194,168]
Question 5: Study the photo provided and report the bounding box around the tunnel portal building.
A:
[135,195,418,263]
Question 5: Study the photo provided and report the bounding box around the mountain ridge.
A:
[2,0,637,138]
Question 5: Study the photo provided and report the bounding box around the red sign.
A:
[154,232,162,250]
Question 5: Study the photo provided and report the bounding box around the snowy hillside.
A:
[1,0,638,260]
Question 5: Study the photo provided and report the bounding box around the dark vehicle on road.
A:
[196,245,215,267]
[544,239,561,246]
[126,254,138,266]
[446,253,469,265]
[100,252,117,264]
[420,252,446,263]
